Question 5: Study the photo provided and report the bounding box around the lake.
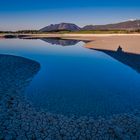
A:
[1,38,140,118]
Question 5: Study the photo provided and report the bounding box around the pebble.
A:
[1,55,140,139]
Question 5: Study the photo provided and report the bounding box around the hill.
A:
[40,23,81,32]
[82,20,140,30]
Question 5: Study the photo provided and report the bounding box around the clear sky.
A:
[0,0,140,31]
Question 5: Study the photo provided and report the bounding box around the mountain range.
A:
[40,23,80,32]
[40,20,140,32]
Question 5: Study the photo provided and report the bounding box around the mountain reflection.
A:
[41,38,81,46]
[92,47,140,73]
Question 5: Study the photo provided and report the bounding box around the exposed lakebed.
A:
[1,38,140,117]
[0,38,140,139]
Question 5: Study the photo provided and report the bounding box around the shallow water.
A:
[1,38,140,118]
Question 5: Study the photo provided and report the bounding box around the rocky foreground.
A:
[0,54,140,140]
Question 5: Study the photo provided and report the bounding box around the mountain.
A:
[40,20,140,32]
[41,38,80,46]
[40,23,81,32]
[82,20,140,30]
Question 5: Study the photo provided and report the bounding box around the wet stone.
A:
[1,55,140,139]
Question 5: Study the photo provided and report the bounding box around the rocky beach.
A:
[0,54,140,139]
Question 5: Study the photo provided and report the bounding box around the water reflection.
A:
[1,39,140,118]
[92,47,140,73]
[41,38,81,46]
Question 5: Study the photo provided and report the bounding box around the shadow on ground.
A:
[91,47,140,74]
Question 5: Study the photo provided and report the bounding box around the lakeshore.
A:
[0,54,140,140]
[27,34,140,54]
[1,33,140,54]
[1,0,140,139]
[1,36,140,139]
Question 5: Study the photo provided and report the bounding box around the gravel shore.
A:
[0,54,140,140]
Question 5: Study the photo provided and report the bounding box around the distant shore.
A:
[1,33,140,54]
[1,33,140,39]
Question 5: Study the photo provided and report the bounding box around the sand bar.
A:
[1,33,140,54]
[84,35,140,54]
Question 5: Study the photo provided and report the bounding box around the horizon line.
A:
[0,19,140,32]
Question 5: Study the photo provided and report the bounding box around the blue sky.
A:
[0,0,140,31]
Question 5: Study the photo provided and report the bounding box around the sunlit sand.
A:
[85,35,140,54]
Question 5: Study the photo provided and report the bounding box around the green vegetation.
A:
[16,30,40,34]
[0,30,40,34]
[0,29,140,34]
[60,30,140,34]
[0,31,14,34]
[39,29,140,34]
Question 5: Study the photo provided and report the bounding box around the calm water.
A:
[1,38,140,118]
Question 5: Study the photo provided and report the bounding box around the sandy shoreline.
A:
[84,35,140,54]
[28,34,140,54]
[1,33,140,54]
[1,33,140,38]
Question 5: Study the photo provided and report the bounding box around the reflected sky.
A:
[1,38,140,118]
